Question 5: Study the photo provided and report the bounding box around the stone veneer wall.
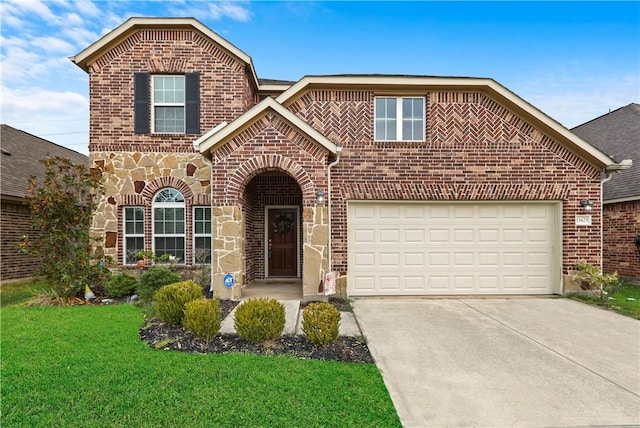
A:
[603,200,640,277]
[212,205,328,300]
[90,151,211,265]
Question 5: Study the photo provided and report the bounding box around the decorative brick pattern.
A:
[1,202,39,280]
[287,89,603,276]
[603,201,640,277]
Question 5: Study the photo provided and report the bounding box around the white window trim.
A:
[151,75,185,134]
[374,96,425,142]
[123,206,144,265]
[152,190,186,264]
[192,206,212,265]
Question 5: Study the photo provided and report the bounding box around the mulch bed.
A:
[139,299,373,363]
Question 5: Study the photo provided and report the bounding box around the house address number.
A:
[575,215,592,226]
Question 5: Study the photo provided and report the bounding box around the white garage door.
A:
[348,202,559,296]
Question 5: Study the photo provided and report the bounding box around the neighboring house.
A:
[71,17,631,300]
[572,104,640,278]
[0,125,89,281]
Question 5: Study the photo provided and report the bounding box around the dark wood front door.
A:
[267,208,298,277]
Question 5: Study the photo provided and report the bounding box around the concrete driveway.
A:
[354,298,640,427]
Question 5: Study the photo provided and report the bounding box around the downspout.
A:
[599,159,632,273]
[327,147,343,275]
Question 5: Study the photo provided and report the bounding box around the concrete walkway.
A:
[354,298,640,428]
[220,299,361,337]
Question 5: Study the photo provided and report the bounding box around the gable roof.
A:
[70,17,260,90]
[276,75,631,172]
[572,103,640,202]
[0,125,88,201]
[194,97,339,157]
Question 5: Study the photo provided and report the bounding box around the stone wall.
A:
[91,151,211,265]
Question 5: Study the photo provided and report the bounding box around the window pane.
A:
[154,189,184,203]
[413,121,423,140]
[155,237,184,263]
[125,237,144,264]
[402,121,412,140]
[194,237,212,264]
[375,98,387,119]
[387,120,396,140]
[155,106,185,133]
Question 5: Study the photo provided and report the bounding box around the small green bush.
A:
[103,272,138,298]
[155,281,202,325]
[233,298,285,344]
[137,266,182,301]
[183,298,222,342]
[302,302,341,346]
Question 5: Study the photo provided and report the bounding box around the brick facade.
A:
[1,201,39,280]
[77,18,614,296]
[288,90,603,275]
[603,201,640,277]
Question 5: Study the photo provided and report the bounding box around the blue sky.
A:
[1,1,638,155]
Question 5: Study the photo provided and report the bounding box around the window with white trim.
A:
[193,206,212,264]
[123,207,145,265]
[375,97,425,141]
[153,188,185,263]
[152,75,185,133]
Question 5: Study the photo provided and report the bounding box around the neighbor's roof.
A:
[572,104,640,202]
[0,125,88,200]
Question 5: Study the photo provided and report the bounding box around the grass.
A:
[569,282,640,319]
[0,279,49,307]
[1,304,401,427]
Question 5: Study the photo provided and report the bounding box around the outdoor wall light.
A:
[316,189,326,205]
[580,199,593,212]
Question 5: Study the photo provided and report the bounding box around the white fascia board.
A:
[197,97,337,155]
[193,121,228,149]
[603,195,640,204]
[276,75,621,170]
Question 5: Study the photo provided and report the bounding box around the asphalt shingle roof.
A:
[0,124,88,200]
[572,104,639,202]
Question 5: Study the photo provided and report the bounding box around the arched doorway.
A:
[243,172,303,292]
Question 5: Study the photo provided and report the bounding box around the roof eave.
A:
[275,75,621,171]
[196,98,337,157]
[70,17,260,90]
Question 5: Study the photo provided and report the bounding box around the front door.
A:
[267,207,298,277]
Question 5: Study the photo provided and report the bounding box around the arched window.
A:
[152,188,185,263]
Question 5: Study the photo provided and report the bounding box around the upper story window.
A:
[375,97,425,141]
[152,76,185,133]
[134,72,200,135]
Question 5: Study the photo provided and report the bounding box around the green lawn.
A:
[1,304,400,427]
[0,279,47,307]
[569,282,640,319]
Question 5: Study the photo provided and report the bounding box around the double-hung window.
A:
[193,206,212,264]
[153,188,185,263]
[375,97,425,141]
[152,75,185,133]
[123,207,145,265]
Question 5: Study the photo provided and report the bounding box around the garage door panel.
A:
[348,202,557,296]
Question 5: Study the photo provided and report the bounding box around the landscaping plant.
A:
[18,156,105,298]
[302,302,341,346]
[103,272,138,298]
[136,266,182,301]
[572,262,623,306]
[155,280,203,325]
[233,298,285,344]
[183,298,222,342]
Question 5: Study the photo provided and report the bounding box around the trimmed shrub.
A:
[103,272,138,298]
[155,281,203,325]
[183,298,222,342]
[233,298,285,344]
[302,302,341,346]
[137,266,182,301]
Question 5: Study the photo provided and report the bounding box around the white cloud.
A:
[2,0,56,22]
[31,36,75,54]
[167,1,252,22]
[208,2,251,22]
